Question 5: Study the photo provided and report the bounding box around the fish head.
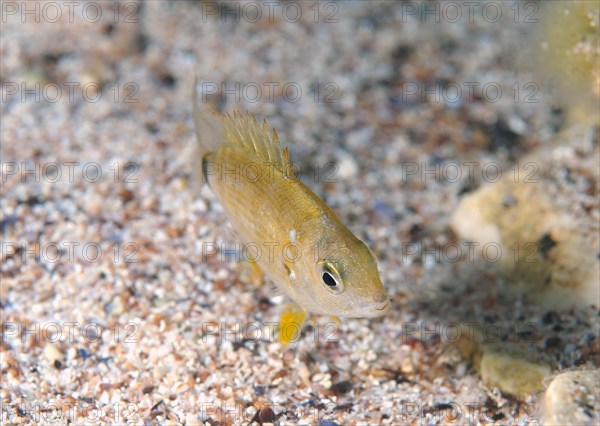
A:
[296,235,390,318]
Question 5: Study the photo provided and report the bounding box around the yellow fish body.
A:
[193,98,390,341]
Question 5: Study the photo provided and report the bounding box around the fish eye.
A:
[317,261,344,294]
[322,271,337,287]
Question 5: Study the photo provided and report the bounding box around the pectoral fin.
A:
[278,304,306,346]
[247,254,264,287]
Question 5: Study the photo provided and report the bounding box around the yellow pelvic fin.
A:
[278,304,306,346]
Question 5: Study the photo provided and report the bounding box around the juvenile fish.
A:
[193,94,390,343]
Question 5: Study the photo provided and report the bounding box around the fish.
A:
[193,90,390,344]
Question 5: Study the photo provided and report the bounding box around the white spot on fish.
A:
[289,229,297,243]
[284,261,296,280]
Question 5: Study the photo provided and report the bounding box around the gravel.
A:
[1,1,598,424]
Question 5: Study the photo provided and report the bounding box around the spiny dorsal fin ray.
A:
[220,111,294,178]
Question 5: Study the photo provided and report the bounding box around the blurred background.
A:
[1,1,598,424]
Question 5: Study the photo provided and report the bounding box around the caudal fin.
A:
[192,78,225,185]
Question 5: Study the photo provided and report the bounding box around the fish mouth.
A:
[355,298,390,318]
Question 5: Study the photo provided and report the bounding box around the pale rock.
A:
[450,164,599,309]
[480,349,551,397]
[544,369,600,426]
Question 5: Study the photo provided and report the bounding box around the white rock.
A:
[43,344,64,365]
[544,369,600,426]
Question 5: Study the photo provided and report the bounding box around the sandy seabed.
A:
[1,1,599,425]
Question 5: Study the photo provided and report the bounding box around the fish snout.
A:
[356,298,390,317]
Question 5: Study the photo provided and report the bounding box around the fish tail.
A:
[192,78,225,184]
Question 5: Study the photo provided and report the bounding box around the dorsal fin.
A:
[220,111,294,178]
[193,78,294,182]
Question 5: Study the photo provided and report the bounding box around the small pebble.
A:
[43,344,64,365]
